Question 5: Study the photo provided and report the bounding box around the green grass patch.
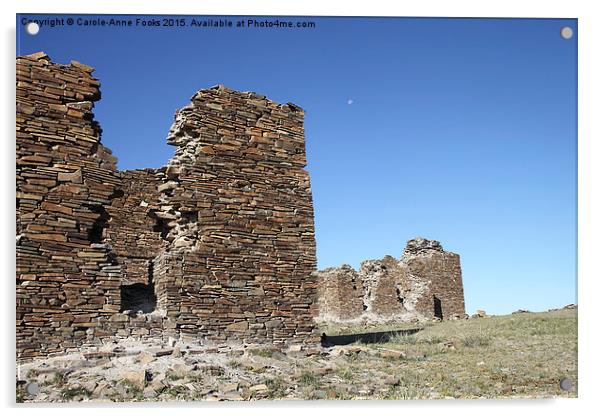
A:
[60,387,91,401]
[265,376,287,399]
[462,334,492,347]
[298,371,320,388]
[248,348,274,358]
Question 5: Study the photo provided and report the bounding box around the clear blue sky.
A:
[17,15,577,315]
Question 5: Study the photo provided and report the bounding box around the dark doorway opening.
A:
[152,217,170,239]
[120,282,157,313]
[433,296,443,319]
[86,204,110,243]
[395,287,404,305]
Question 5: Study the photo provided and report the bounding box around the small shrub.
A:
[298,371,319,387]
[167,372,183,381]
[462,334,491,347]
[345,352,361,363]
[26,369,39,378]
[249,348,274,358]
[187,372,204,383]
[331,388,352,400]
[16,387,25,403]
[52,372,66,386]
[529,326,549,336]
[119,379,144,399]
[60,387,91,401]
[265,377,287,399]
[419,335,445,345]
[164,385,189,397]
[337,367,354,381]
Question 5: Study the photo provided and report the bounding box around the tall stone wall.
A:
[16,53,123,358]
[16,53,318,359]
[315,238,466,323]
[142,85,319,345]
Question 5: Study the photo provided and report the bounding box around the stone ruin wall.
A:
[315,238,466,323]
[16,53,318,359]
[315,265,364,322]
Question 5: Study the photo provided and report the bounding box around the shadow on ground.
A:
[321,328,422,347]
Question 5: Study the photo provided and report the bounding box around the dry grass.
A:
[322,309,577,399]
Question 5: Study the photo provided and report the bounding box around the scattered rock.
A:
[220,382,238,393]
[122,369,150,389]
[92,381,111,398]
[249,384,268,393]
[443,340,460,350]
[378,349,406,359]
[271,351,288,361]
[151,348,174,357]
[221,391,244,401]
[344,346,363,355]
[36,372,56,384]
[150,372,166,390]
[136,352,155,365]
[384,375,400,386]
[169,363,192,379]
[314,366,334,376]
[143,386,157,398]
[82,380,98,392]
[311,389,327,400]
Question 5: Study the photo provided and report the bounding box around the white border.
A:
[2,1,600,415]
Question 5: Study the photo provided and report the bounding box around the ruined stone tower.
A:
[316,238,466,323]
[16,53,318,359]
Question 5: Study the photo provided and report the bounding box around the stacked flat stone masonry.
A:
[315,265,364,322]
[316,238,466,323]
[16,53,318,359]
[16,52,124,359]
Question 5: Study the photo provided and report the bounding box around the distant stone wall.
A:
[16,53,318,359]
[315,265,364,321]
[401,239,465,319]
[316,238,466,323]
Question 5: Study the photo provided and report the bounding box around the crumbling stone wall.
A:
[138,85,319,344]
[316,238,466,323]
[16,53,123,358]
[105,169,165,287]
[16,53,318,359]
[360,255,412,318]
[315,265,364,321]
[401,238,465,319]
